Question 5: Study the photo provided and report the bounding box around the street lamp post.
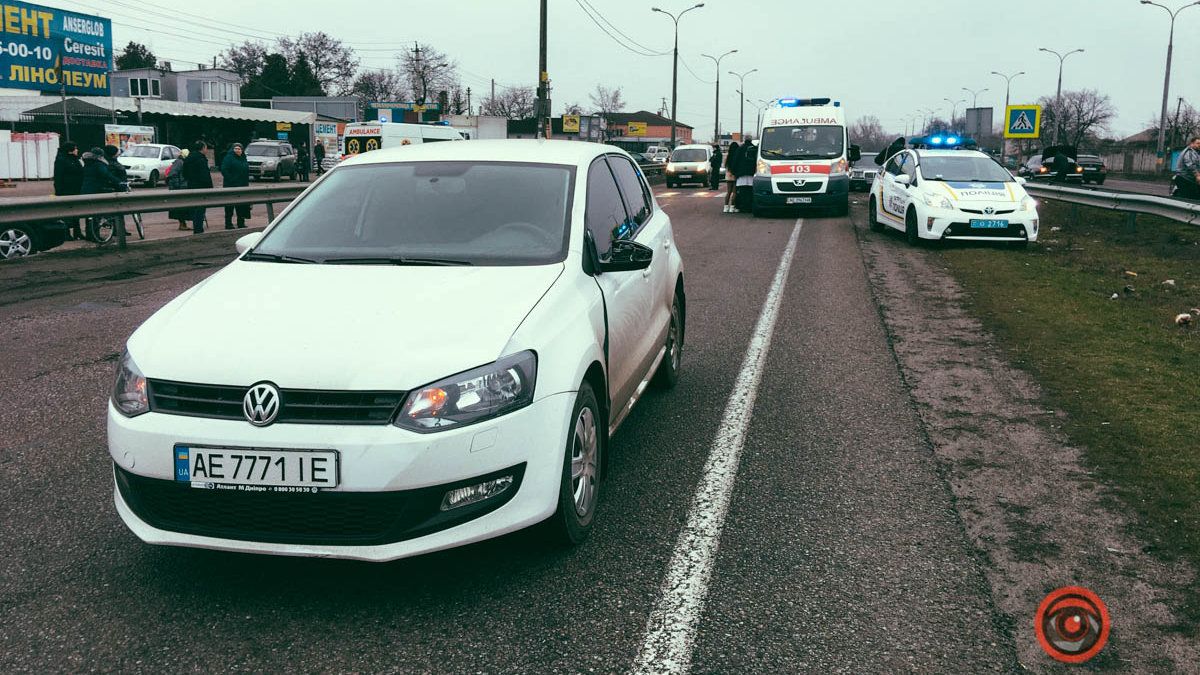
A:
[745,98,763,137]
[701,48,737,143]
[943,98,966,126]
[1038,47,1085,144]
[728,68,757,138]
[991,70,1025,114]
[961,87,989,110]
[652,3,705,148]
[1141,0,1200,172]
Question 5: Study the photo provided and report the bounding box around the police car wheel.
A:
[868,199,884,233]
[905,209,921,246]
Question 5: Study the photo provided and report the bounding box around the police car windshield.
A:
[920,156,1012,182]
[671,149,707,162]
[760,125,843,160]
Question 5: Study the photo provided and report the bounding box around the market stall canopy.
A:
[1,96,316,125]
[20,98,113,121]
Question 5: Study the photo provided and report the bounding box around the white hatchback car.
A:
[108,140,685,561]
[117,143,181,188]
[867,149,1039,246]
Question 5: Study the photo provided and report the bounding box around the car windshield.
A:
[760,125,844,160]
[671,149,707,162]
[124,146,160,158]
[246,145,277,156]
[919,156,1013,182]
[252,161,575,266]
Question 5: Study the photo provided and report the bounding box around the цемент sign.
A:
[0,1,112,95]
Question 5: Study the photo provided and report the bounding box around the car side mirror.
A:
[598,239,653,273]
[894,174,912,186]
[848,144,861,162]
[235,231,263,254]
[1014,176,1027,185]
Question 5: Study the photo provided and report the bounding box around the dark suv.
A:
[245,140,298,181]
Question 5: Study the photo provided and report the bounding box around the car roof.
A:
[672,144,710,150]
[913,149,990,159]
[129,143,170,147]
[339,139,624,168]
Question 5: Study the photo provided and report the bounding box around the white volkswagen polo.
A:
[108,140,685,561]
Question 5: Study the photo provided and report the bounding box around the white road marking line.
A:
[632,218,804,675]
[659,191,679,197]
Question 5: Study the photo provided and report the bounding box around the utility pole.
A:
[729,68,757,138]
[1142,0,1199,173]
[56,60,69,142]
[1172,96,1183,149]
[490,78,496,114]
[659,97,668,117]
[1038,47,1084,144]
[652,3,704,148]
[701,49,736,143]
[466,87,472,116]
[536,0,549,138]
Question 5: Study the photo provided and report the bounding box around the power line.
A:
[579,0,669,56]
[679,57,713,85]
[572,0,666,57]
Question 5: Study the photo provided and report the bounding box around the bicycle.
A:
[85,184,143,245]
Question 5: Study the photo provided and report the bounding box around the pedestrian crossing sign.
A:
[1004,105,1041,139]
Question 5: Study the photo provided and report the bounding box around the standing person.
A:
[53,141,84,239]
[708,143,723,190]
[181,141,213,234]
[735,139,759,213]
[1180,136,1200,190]
[723,140,741,213]
[166,148,191,230]
[79,146,123,194]
[296,144,311,182]
[313,141,326,175]
[220,143,251,229]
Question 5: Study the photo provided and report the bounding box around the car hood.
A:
[930,180,1021,202]
[128,261,564,390]
[118,158,158,168]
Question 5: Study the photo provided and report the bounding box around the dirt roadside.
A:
[850,205,1199,671]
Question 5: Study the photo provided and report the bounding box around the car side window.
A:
[902,155,917,181]
[586,158,632,256]
[606,155,653,228]
[885,155,903,176]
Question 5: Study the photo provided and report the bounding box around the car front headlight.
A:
[1021,196,1037,211]
[263,159,277,167]
[395,351,537,432]
[923,192,954,210]
[113,351,149,417]
[666,163,676,173]
[757,158,768,176]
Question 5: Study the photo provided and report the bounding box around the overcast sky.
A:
[56,0,1200,142]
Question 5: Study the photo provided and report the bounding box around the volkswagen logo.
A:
[243,382,281,426]
[983,206,996,215]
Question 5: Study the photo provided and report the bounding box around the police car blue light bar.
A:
[774,97,833,108]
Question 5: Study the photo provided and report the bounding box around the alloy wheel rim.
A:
[0,229,31,258]
[571,406,598,517]
[97,218,115,242]
[667,304,682,370]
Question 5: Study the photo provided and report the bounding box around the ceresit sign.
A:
[0,1,112,95]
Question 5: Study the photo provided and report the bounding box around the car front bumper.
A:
[753,175,849,207]
[107,391,576,561]
[122,168,155,184]
[919,206,1039,242]
[247,165,277,178]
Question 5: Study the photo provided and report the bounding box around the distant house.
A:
[110,66,242,106]
[603,110,694,150]
[1120,128,1157,148]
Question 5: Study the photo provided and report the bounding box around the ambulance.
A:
[339,122,465,159]
[752,97,860,216]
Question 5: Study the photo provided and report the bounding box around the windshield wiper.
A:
[323,256,473,266]
[241,252,320,264]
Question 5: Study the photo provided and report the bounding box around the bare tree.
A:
[277,32,359,96]
[1145,101,1200,151]
[1039,89,1115,149]
[448,85,469,115]
[563,102,584,115]
[849,115,891,151]
[350,70,407,115]
[220,41,268,82]
[399,43,459,106]
[481,87,536,119]
[588,85,626,114]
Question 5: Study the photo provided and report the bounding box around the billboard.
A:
[562,114,580,133]
[627,121,647,137]
[963,107,993,140]
[104,124,154,152]
[0,2,112,95]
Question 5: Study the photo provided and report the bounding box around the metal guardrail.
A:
[1023,183,1200,226]
[0,185,307,225]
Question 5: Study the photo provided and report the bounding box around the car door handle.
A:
[662,239,671,250]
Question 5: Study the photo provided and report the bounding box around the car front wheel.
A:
[544,382,603,545]
[148,171,159,188]
[0,225,35,259]
[868,199,884,232]
[905,208,921,246]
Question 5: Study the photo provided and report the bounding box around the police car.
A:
[867,143,1039,247]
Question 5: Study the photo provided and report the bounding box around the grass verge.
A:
[938,200,1200,613]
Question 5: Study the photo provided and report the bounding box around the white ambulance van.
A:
[339,122,465,159]
[753,97,860,216]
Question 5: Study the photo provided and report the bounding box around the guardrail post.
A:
[1126,212,1137,232]
[1070,203,1079,225]
[117,214,127,250]
[266,202,276,222]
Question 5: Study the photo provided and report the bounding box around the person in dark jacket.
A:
[79,147,124,194]
[708,143,723,190]
[723,141,741,213]
[166,148,190,230]
[734,140,758,212]
[182,141,214,234]
[53,142,85,239]
[220,143,251,229]
[313,142,326,175]
[296,144,311,182]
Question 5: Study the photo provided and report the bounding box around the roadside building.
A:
[602,111,694,151]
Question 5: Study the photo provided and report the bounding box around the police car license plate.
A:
[173,445,339,491]
[787,197,812,204]
[969,219,1008,229]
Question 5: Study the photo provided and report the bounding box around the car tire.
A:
[148,171,159,189]
[905,209,921,246]
[0,224,36,259]
[544,381,603,546]
[868,199,884,232]
[652,293,684,389]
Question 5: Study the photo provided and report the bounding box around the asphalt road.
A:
[1,187,1017,672]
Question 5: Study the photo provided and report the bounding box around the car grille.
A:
[851,170,876,180]
[943,222,1028,238]
[960,208,1016,215]
[115,464,525,546]
[775,181,824,193]
[147,380,406,425]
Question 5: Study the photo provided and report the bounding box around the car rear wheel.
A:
[868,199,884,232]
[0,225,35,259]
[544,382,602,545]
[905,209,921,246]
[652,293,684,389]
